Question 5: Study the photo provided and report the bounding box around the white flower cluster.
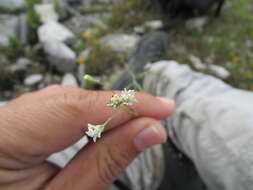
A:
[107,88,137,109]
[86,88,137,142]
[86,124,105,142]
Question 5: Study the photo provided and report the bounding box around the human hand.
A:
[0,85,175,190]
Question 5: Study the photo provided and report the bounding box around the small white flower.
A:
[86,124,105,142]
[107,88,137,108]
[85,89,138,143]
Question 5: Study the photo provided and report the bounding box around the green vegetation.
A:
[0,64,18,92]
[105,0,158,31]
[0,7,24,14]
[85,41,125,75]
[77,0,157,81]
[80,7,109,15]
[53,0,60,13]
[38,0,251,91]
[25,0,42,44]
[167,0,253,90]
[98,0,253,90]
[0,37,24,61]
[67,39,86,54]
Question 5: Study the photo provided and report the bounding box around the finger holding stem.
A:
[86,89,139,142]
[120,107,139,116]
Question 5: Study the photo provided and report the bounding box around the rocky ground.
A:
[0,0,252,105]
[0,0,128,103]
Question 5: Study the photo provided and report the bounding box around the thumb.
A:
[46,117,167,190]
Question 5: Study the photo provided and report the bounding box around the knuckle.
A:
[96,145,132,186]
[43,86,102,116]
[83,91,100,114]
[14,85,63,101]
[44,85,79,96]
[137,117,160,126]
[54,86,89,114]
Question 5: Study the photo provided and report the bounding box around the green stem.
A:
[133,81,143,91]
[120,107,139,116]
[129,71,144,91]
[102,111,122,128]
[125,83,135,90]
[103,117,113,127]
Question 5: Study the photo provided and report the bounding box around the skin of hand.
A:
[0,85,175,190]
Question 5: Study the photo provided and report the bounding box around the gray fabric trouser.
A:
[144,61,253,190]
[48,60,253,190]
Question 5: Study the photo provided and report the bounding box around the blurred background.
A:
[0,0,252,105]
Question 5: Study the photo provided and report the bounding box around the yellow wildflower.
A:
[77,57,85,64]
[232,56,239,64]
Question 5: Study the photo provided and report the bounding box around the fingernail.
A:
[134,125,167,151]
[156,97,176,109]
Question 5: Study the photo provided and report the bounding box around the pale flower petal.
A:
[86,124,105,142]
[107,88,137,108]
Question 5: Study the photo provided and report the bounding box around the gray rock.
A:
[35,4,59,24]
[81,0,92,9]
[66,0,82,4]
[24,74,43,86]
[64,14,105,35]
[186,17,209,32]
[133,20,163,35]
[44,0,81,6]
[0,54,8,64]
[82,0,123,6]
[0,0,25,11]
[38,21,74,43]
[144,20,163,30]
[134,26,145,35]
[189,55,230,79]
[57,1,71,20]
[17,14,28,44]
[42,0,69,20]
[189,55,207,70]
[43,40,76,73]
[9,58,32,73]
[246,40,253,48]
[208,64,230,79]
[96,0,112,3]
[0,15,19,46]
[61,73,78,87]
[101,34,140,54]
[80,0,114,10]
[38,20,76,73]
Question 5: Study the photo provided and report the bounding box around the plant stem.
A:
[120,107,139,116]
[103,111,122,127]
[129,71,144,91]
[103,117,113,127]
